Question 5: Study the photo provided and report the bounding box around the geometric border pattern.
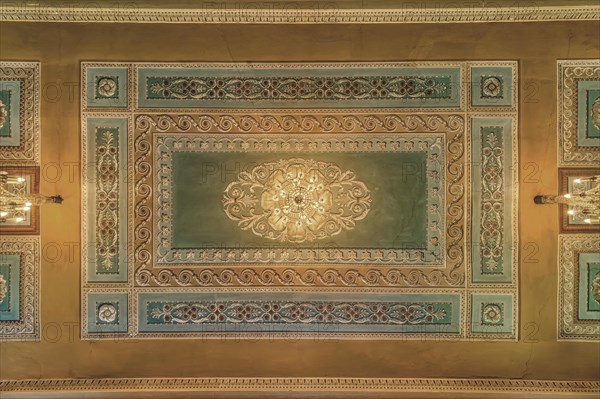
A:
[2,5,599,23]
[558,234,600,341]
[0,61,40,165]
[557,59,600,167]
[0,235,40,341]
[1,377,599,397]
[81,61,518,341]
[133,113,467,290]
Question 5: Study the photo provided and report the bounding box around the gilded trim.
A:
[1,6,599,24]
[1,377,599,397]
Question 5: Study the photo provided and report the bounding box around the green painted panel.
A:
[587,263,600,312]
[0,264,11,312]
[171,152,428,249]
[0,90,12,137]
[586,89,600,138]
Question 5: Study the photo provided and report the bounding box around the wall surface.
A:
[0,21,599,381]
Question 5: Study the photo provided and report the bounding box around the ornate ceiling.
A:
[0,10,598,398]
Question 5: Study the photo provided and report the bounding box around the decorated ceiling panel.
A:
[557,59,600,341]
[0,61,41,341]
[81,62,518,340]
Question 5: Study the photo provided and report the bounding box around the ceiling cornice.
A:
[1,377,599,398]
[1,4,599,24]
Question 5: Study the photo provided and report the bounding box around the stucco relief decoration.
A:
[96,130,119,270]
[0,61,40,164]
[149,76,450,100]
[97,78,117,98]
[97,304,117,323]
[592,97,600,130]
[593,272,600,304]
[223,158,372,243]
[481,76,502,98]
[0,99,6,129]
[480,131,504,272]
[557,59,600,166]
[482,303,503,325]
[0,275,7,304]
[558,234,600,340]
[81,61,518,340]
[149,301,447,325]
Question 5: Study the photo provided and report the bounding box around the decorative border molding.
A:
[0,62,40,165]
[134,113,465,289]
[557,59,600,167]
[81,61,518,340]
[153,132,445,265]
[2,5,599,24]
[558,234,600,341]
[0,235,40,341]
[1,377,599,397]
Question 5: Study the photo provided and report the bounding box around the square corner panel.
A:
[558,234,600,341]
[0,235,40,341]
[558,60,600,167]
[83,64,130,110]
[81,62,518,340]
[0,62,40,165]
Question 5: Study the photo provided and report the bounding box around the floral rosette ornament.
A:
[223,158,372,243]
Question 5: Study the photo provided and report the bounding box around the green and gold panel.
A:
[136,63,462,109]
[83,64,130,110]
[558,234,600,341]
[558,60,600,167]
[82,116,130,283]
[0,236,40,341]
[470,117,517,285]
[134,112,464,289]
[155,134,443,264]
[82,62,518,340]
[469,63,516,110]
[0,62,40,164]
[84,291,129,334]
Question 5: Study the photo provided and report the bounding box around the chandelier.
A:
[534,175,600,224]
[0,171,62,224]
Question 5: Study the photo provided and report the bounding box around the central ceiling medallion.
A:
[223,158,372,243]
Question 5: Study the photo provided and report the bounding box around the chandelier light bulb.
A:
[23,206,30,211]
[16,177,24,183]
[563,193,572,199]
[15,217,23,223]
[574,178,582,184]
[584,218,591,224]
[567,209,575,215]
[0,212,7,217]
[24,202,32,207]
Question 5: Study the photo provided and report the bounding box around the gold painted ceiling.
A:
[0,3,599,397]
